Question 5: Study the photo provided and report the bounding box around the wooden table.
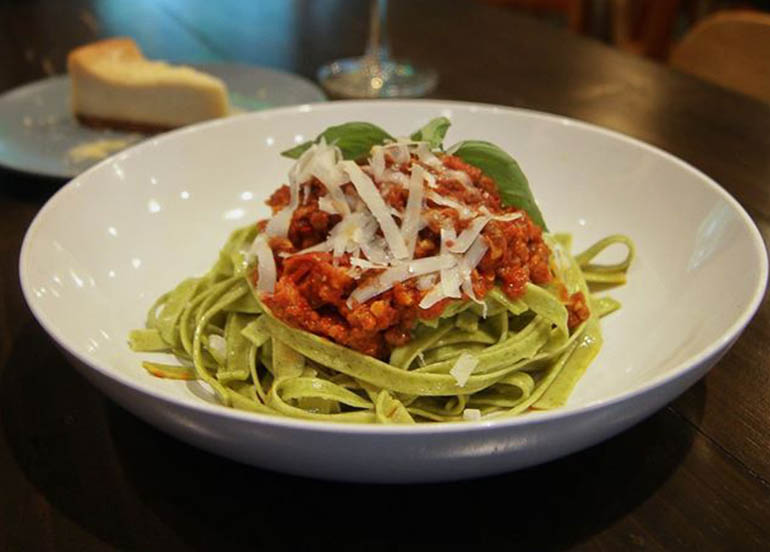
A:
[2,1,769,550]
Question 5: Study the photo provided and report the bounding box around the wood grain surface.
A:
[1,1,769,550]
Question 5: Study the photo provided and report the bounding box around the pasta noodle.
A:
[130,227,633,423]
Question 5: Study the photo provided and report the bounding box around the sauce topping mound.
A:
[255,141,571,358]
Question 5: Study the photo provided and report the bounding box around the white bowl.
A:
[20,100,767,483]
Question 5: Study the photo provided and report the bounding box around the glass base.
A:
[318,57,438,99]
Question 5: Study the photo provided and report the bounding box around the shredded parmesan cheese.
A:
[270,140,343,237]
[350,257,389,270]
[401,165,426,257]
[360,236,392,265]
[265,179,299,238]
[370,146,386,181]
[458,235,489,307]
[318,195,339,214]
[440,227,462,299]
[286,240,334,257]
[390,143,410,164]
[426,191,474,219]
[348,254,456,306]
[448,216,491,254]
[381,168,410,187]
[479,206,523,223]
[342,161,409,260]
[250,234,277,293]
[450,353,478,387]
[415,143,443,168]
[444,169,473,189]
[417,273,438,290]
[418,286,447,309]
[207,334,227,360]
[327,212,378,259]
[423,170,437,189]
[462,408,482,421]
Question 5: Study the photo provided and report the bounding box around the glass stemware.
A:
[317,0,438,98]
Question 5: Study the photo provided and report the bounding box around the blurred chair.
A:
[670,10,770,103]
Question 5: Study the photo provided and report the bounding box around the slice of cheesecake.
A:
[68,37,229,132]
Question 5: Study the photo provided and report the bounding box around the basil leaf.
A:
[280,122,393,160]
[410,117,451,149]
[281,141,313,159]
[451,140,548,230]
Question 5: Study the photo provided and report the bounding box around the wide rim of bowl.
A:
[19,99,769,436]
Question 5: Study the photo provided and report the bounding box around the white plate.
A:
[19,100,767,483]
[0,63,325,179]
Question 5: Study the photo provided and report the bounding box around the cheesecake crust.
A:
[75,113,172,134]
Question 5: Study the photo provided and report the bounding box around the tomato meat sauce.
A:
[256,153,587,359]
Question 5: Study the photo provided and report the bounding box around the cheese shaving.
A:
[390,144,410,164]
[348,254,455,306]
[440,227,462,299]
[207,334,227,360]
[382,169,410,187]
[450,353,478,387]
[307,140,345,187]
[462,408,482,421]
[459,235,489,309]
[417,273,438,290]
[266,174,299,237]
[270,140,341,237]
[286,240,334,257]
[370,146,386,181]
[360,236,391,264]
[401,165,426,257]
[426,191,474,219]
[328,212,378,259]
[448,216,491,254]
[350,257,389,270]
[250,234,277,293]
[323,177,351,217]
[423,170,437,189]
[418,285,447,309]
[418,226,460,309]
[479,206,523,222]
[318,195,339,214]
[444,169,473,189]
[342,161,409,260]
[415,143,443,168]
[462,233,489,269]
[294,140,350,216]
[287,140,319,185]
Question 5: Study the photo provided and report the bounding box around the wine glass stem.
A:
[364,0,390,66]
